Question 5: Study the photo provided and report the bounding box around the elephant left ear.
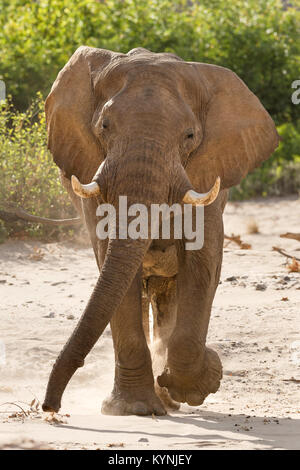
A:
[183,62,280,192]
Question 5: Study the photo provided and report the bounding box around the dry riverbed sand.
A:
[0,196,299,450]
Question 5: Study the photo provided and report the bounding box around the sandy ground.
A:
[0,196,299,450]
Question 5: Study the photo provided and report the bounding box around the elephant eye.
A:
[102,118,109,130]
[185,130,194,139]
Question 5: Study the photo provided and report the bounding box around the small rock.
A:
[226,276,237,282]
[67,315,75,320]
[43,312,55,318]
[138,438,149,442]
[255,283,267,291]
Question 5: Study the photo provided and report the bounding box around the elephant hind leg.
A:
[147,276,180,411]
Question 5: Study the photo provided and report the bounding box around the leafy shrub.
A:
[230,120,300,200]
[0,94,76,241]
[0,0,299,124]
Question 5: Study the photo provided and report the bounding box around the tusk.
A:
[71,175,101,198]
[183,177,220,206]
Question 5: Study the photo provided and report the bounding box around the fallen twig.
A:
[224,234,251,250]
[272,246,300,262]
[280,232,300,242]
[283,377,300,383]
[0,402,28,416]
[0,206,81,226]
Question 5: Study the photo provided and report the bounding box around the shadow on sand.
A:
[57,408,300,450]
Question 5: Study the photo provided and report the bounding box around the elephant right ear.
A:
[45,46,113,183]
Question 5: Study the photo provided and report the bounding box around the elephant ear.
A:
[45,46,114,183]
[184,63,279,192]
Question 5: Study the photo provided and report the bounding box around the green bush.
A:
[0,0,299,124]
[230,120,300,200]
[0,95,76,241]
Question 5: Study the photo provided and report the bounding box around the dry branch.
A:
[0,207,81,226]
[280,232,300,242]
[272,246,300,262]
[0,402,28,416]
[282,377,300,383]
[224,233,252,250]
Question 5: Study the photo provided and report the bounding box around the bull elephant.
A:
[42,47,278,416]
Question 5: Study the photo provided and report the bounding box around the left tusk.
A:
[183,177,220,206]
[71,175,101,198]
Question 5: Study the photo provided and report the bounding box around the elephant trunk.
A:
[42,236,150,412]
[42,139,168,413]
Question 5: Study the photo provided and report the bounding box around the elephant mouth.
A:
[143,245,178,278]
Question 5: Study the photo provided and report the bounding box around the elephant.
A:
[42,46,279,416]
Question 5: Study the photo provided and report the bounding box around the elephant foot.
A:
[155,381,180,411]
[157,347,222,406]
[101,388,166,416]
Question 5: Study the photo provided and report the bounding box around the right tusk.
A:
[71,175,101,198]
[183,177,220,206]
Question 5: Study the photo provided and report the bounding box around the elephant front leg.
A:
[101,267,166,416]
[158,234,223,406]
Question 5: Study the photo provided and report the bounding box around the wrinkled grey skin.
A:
[42,47,279,415]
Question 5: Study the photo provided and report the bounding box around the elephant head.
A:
[42,47,278,412]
